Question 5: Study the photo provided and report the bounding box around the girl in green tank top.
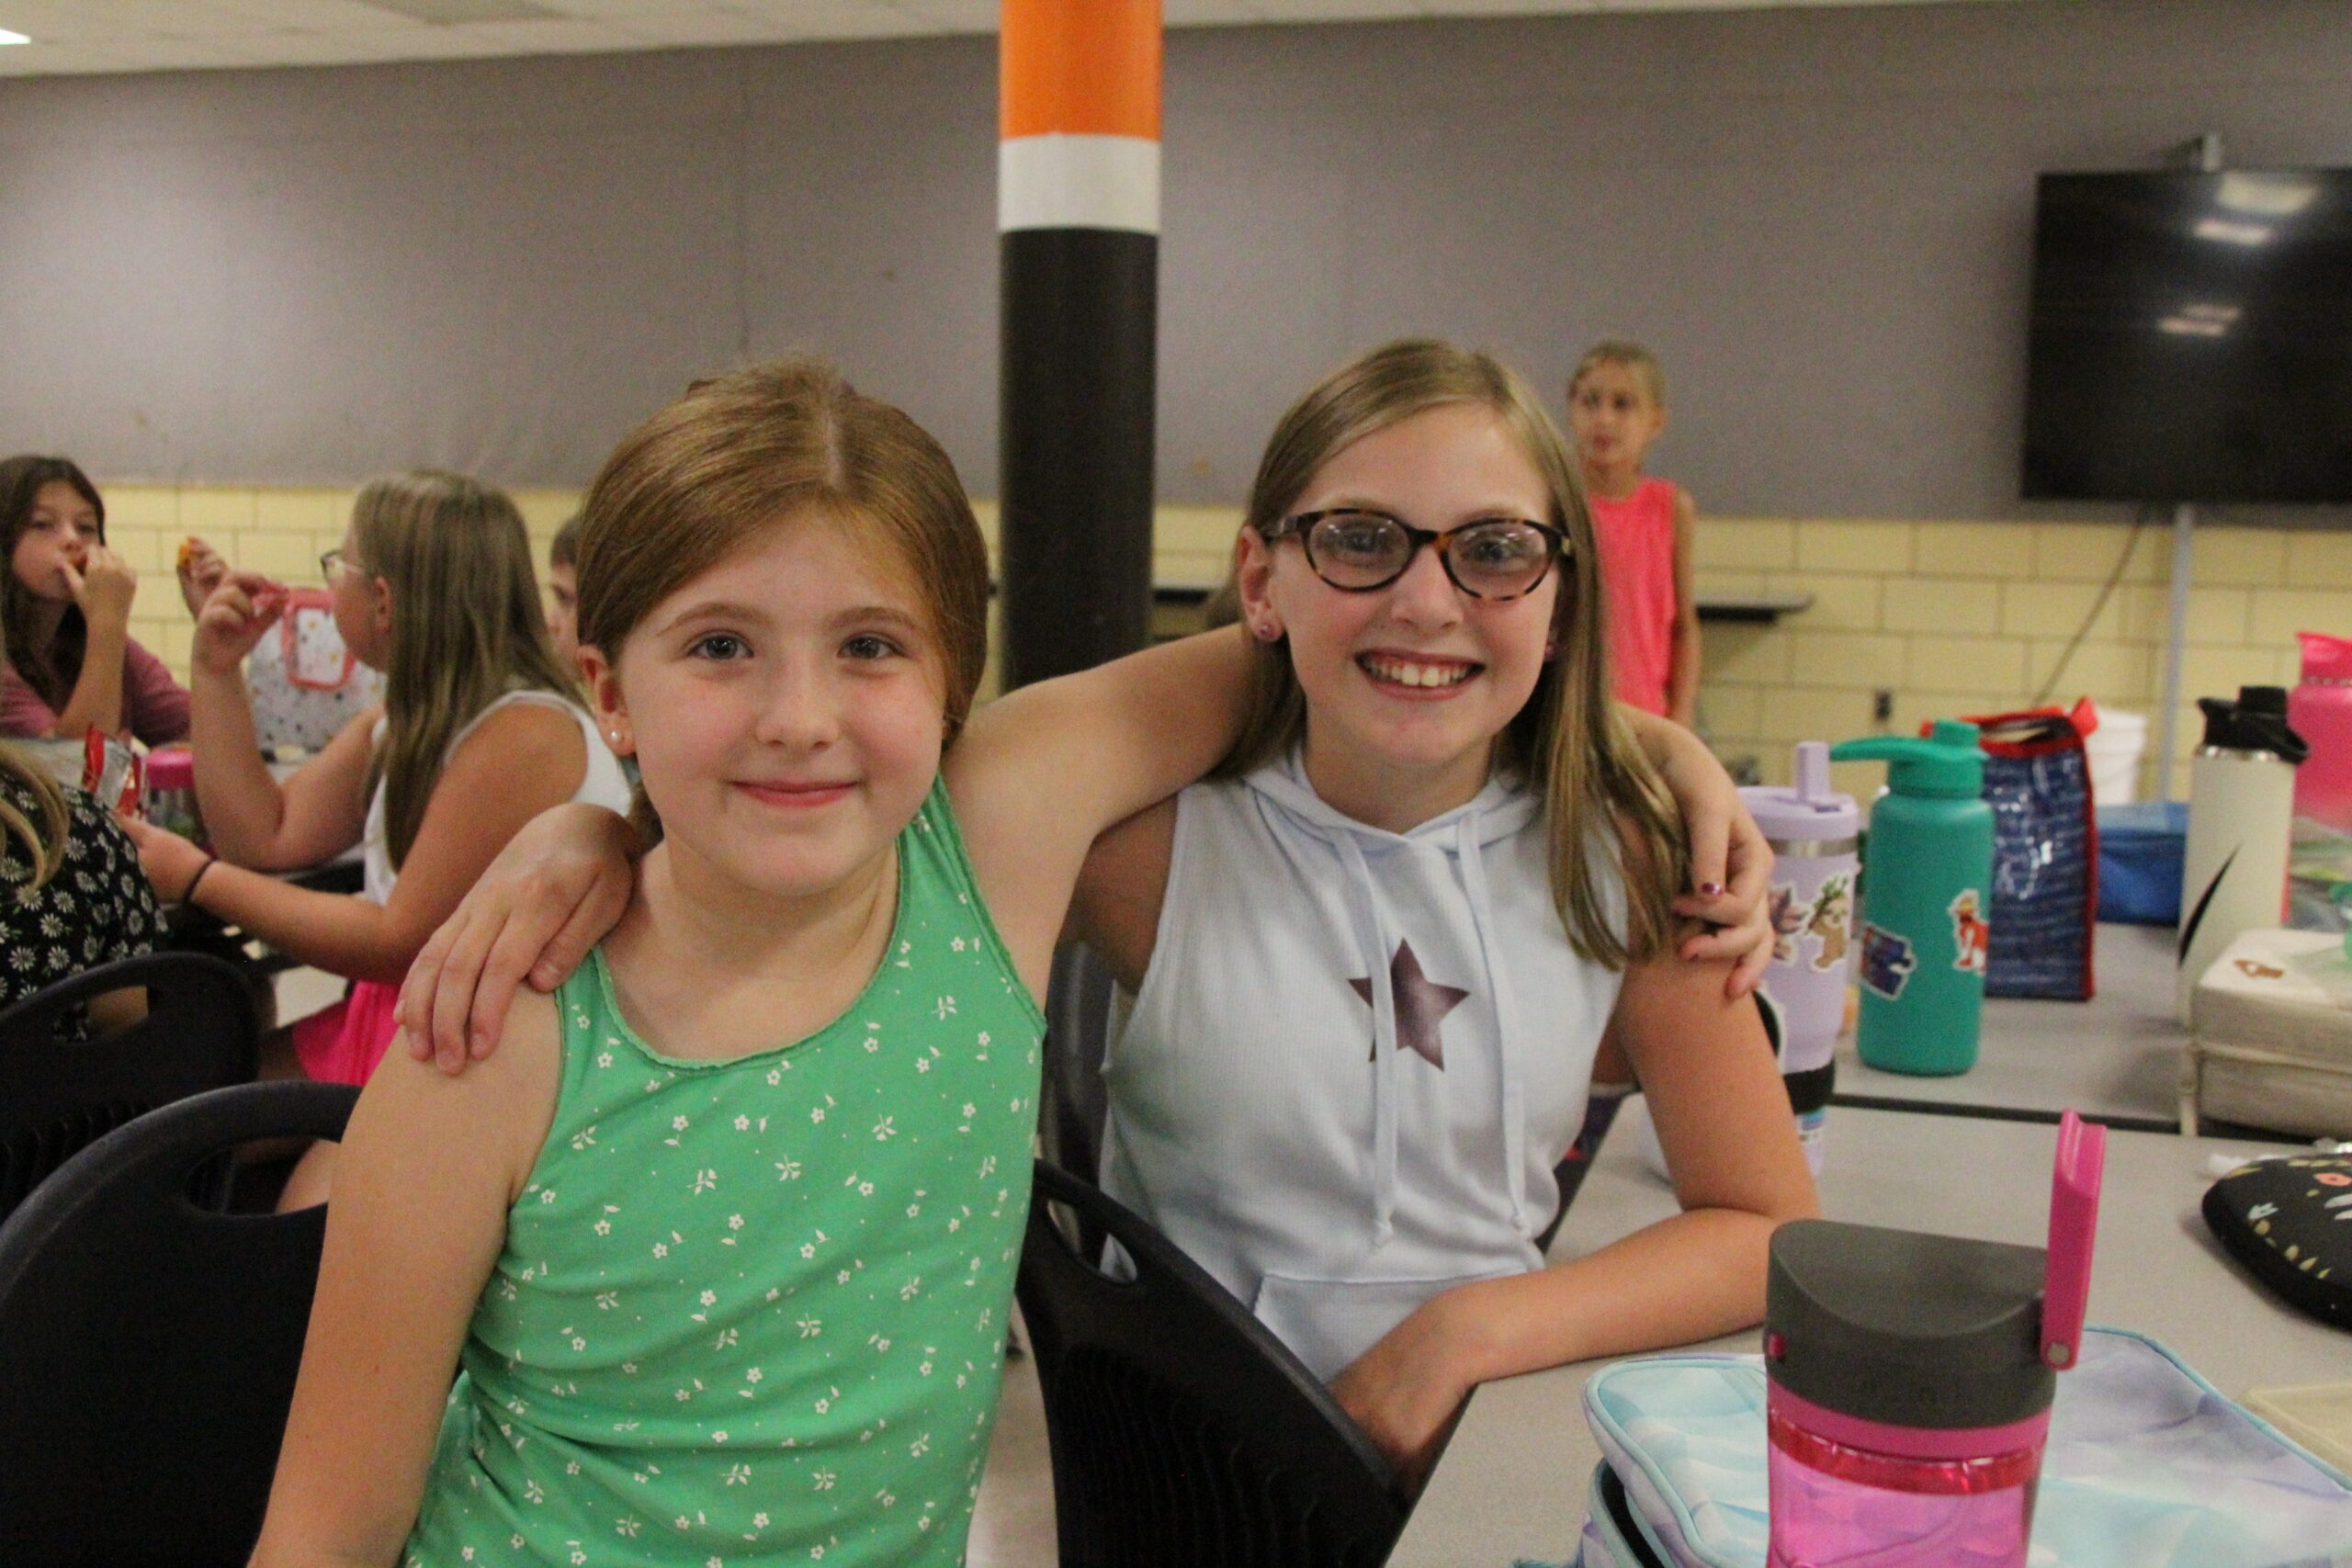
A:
[250,362,1263,1568]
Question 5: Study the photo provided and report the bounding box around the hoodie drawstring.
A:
[1334,832,1399,1247]
[1456,809,1531,1236]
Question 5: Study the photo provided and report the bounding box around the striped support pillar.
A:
[998,0,1160,688]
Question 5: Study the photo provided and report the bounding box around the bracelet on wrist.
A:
[182,855,219,908]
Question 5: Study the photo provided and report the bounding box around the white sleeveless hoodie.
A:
[1099,751,1625,1380]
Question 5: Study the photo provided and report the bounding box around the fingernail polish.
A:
[1699,881,1725,897]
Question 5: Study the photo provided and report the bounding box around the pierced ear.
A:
[577,645,636,756]
[1233,526,1282,633]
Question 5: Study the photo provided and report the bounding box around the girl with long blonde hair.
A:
[1062,341,1813,1485]
[124,471,630,1085]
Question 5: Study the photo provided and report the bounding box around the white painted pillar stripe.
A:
[999,132,1160,235]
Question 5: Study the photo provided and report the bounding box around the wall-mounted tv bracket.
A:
[2150,130,2223,800]
[2161,132,2225,173]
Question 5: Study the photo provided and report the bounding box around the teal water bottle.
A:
[1830,721,1995,1076]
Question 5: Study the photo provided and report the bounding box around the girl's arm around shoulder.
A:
[946,626,1250,989]
[248,990,563,1568]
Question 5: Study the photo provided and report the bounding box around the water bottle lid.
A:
[1765,1220,2055,1429]
[143,748,195,791]
[1740,741,1860,842]
[1828,720,1985,798]
[2300,631,2352,682]
[2198,686,2309,763]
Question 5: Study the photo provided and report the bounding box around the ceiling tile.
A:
[0,0,2045,74]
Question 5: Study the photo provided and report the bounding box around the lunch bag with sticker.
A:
[1566,1332,2352,1568]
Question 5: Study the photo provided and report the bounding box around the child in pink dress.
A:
[1568,343,1702,727]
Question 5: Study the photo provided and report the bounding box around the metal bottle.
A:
[2177,686,2307,1023]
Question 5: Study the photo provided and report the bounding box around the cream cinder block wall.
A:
[103,482,588,681]
[98,482,1239,705]
[1695,517,2352,805]
[102,484,2348,810]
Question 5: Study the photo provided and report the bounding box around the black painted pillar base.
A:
[999,226,1158,690]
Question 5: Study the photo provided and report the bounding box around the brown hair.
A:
[1569,340,1667,407]
[548,512,583,571]
[574,357,989,841]
[0,455,106,712]
[355,471,582,870]
[1223,338,1687,968]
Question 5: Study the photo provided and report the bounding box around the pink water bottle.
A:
[1764,1113,2105,1568]
[2290,631,2352,833]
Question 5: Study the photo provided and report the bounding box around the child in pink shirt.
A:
[1567,343,1701,727]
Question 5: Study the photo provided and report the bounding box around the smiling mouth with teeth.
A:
[1359,654,1478,689]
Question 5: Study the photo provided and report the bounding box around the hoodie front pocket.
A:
[1252,1269,1517,1383]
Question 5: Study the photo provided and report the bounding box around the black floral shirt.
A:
[2,772,163,1017]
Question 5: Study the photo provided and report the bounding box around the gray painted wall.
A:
[0,0,2346,520]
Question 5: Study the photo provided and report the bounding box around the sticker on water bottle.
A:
[1806,874,1852,971]
[1770,874,1856,973]
[1949,888,1990,975]
[1858,923,1917,999]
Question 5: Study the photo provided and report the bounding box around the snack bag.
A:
[80,728,144,818]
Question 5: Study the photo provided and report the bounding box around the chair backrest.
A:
[0,1080,357,1568]
[1040,942,1118,1183]
[1016,1160,1409,1568]
[0,951,260,1223]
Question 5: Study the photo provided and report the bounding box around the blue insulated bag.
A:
[1566,1331,2352,1568]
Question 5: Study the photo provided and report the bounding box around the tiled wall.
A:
[99,484,2348,805]
[102,483,587,680]
[1693,517,2352,805]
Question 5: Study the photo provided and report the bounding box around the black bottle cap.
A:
[1766,1219,2055,1430]
[2198,686,2310,763]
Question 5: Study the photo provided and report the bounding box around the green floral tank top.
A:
[406,782,1045,1567]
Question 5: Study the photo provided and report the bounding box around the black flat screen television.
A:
[2023,169,2352,504]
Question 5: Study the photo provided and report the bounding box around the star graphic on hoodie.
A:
[1349,939,1468,1069]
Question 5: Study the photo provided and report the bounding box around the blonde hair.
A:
[1570,340,1667,408]
[1223,338,1687,968]
[574,357,989,843]
[0,741,69,894]
[355,471,581,870]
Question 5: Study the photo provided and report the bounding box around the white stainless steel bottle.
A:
[2178,686,2308,1024]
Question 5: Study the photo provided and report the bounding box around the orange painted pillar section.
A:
[998,0,1161,687]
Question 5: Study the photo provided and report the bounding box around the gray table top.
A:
[1389,1100,2349,1568]
[1832,922,2187,1127]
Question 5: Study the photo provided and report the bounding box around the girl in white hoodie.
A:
[1068,341,1816,1487]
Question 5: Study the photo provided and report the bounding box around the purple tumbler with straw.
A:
[1764,1112,2106,1567]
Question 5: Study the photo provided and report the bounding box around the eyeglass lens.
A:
[1305,512,1555,597]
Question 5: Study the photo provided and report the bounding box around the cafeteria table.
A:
[1832,921,2188,1128]
[1389,1099,2345,1568]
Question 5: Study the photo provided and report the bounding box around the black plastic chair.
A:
[0,950,261,1224]
[1040,942,1118,1184]
[0,1079,357,1568]
[1016,1160,1410,1568]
